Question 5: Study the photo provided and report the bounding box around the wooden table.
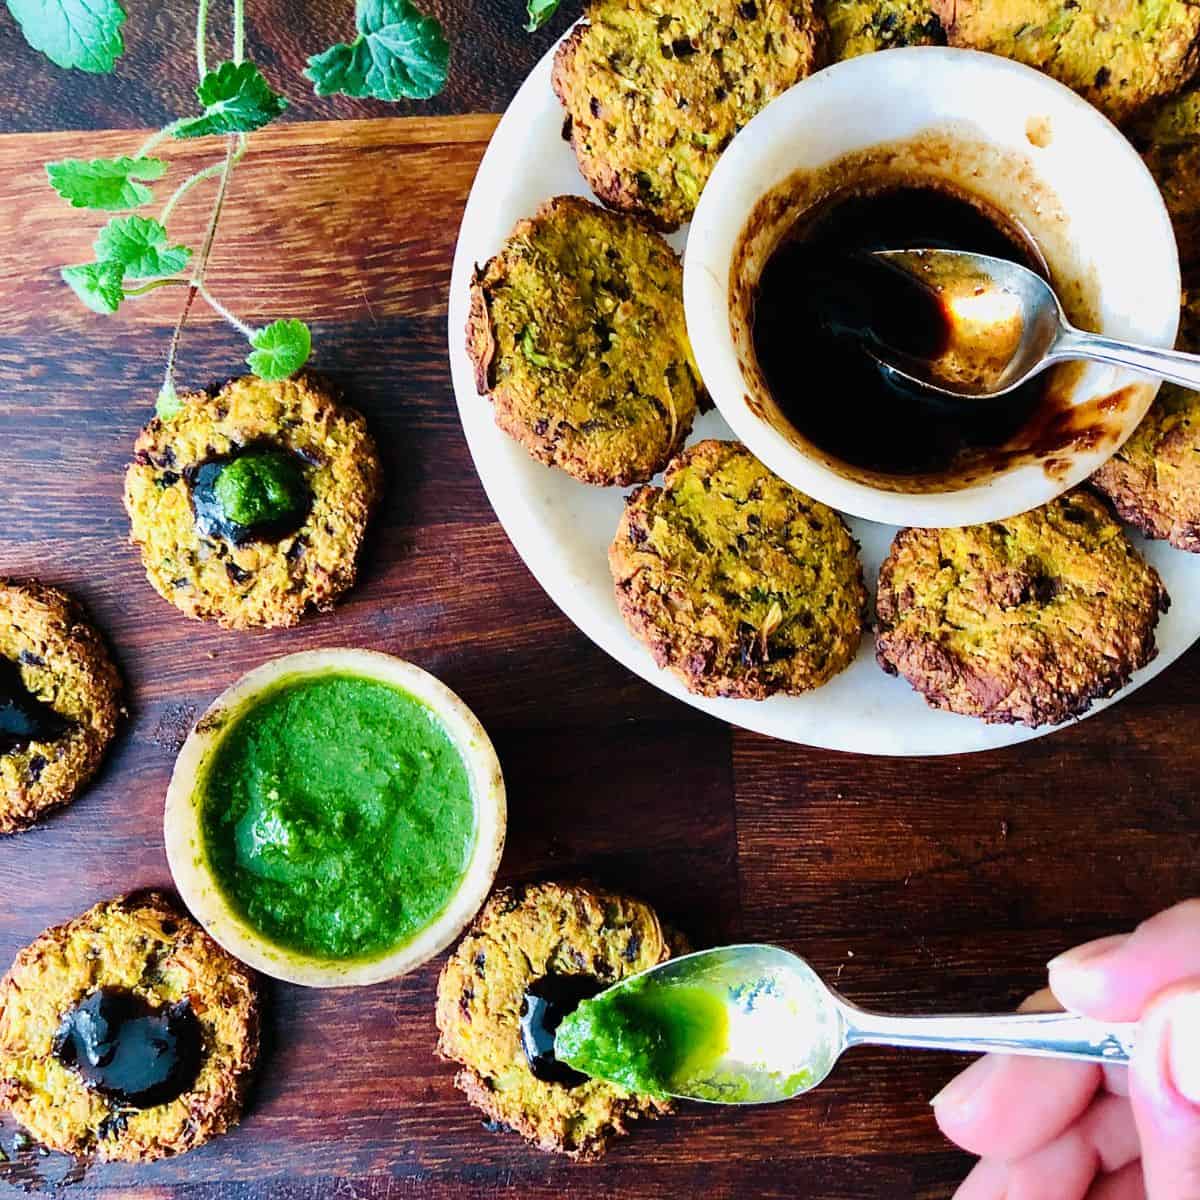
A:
[0,4,1196,1197]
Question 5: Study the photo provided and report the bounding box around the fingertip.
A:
[1047,934,1130,1013]
[952,1158,1006,1200]
[1131,981,1200,1200]
[932,1053,1101,1159]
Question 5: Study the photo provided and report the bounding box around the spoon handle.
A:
[1055,327,1200,392]
[840,1006,1136,1065]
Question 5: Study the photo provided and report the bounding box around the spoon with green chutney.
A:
[553,946,1137,1104]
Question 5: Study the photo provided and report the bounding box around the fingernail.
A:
[930,1055,996,1115]
[1047,933,1130,974]
[1165,992,1200,1106]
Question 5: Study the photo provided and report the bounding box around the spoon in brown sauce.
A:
[868,249,1200,400]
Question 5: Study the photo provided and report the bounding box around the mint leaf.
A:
[61,261,124,314]
[6,0,125,72]
[525,0,559,32]
[46,156,166,210]
[246,319,311,380]
[174,61,288,138]
[94,216,191,278]
[156,380,183,421]
[305,0,450,102]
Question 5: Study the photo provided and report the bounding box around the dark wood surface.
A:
[0,6,1198,1199]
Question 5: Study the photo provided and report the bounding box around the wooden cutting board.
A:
[0,113,1197,1200]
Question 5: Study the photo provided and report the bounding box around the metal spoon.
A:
[868,248,1200,400]
[562,945,1136,1105]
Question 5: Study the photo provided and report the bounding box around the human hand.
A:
[933,900,1200,1199]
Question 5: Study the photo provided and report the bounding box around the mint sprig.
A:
[46,157,166,210]
[6,0,125,72]
[306,0,450,102]
[525,0,560,32]
[174,61,289,138]
[61,261,125,314]
[246,319,312,381]
[94,216,191,278]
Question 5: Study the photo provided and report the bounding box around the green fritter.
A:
[876,490,1169,727]
[1092,292,1200,551]
[435,882,680,1160]
[468,196,704,486]
[0,892,259,1163]
[552,0,826,231]
[0,581,122,835]
[933,0,1200,125]
[824,0,946,59]
[124,373,381,630]
[1133,84,1200,266]
[610,440,867,699]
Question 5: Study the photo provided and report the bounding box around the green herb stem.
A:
[196,0,209,79]
[134,120,184,159]
[123,278,190,297]
[232,0,245,64]
[199,285,254,337]
[162,134,237,397]
[159,134,245,225]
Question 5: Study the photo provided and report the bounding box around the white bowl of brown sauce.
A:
[684,46,1181,528]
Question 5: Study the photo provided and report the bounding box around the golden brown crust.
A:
[553,0,826,231]
[435,881,678,1160]
[875,491,1170,726]
[123,373,382,630]
[933,0,1200,126]
[467,196,704,487]
[0,892,260,1163]
[610,440,866,699]
[1092,292,1200,549]
[0,580,122,835]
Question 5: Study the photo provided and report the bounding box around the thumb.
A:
[1131,980,1200,1200]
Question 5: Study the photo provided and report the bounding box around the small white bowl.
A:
[164,649,506,988]
[684,47,1181,528]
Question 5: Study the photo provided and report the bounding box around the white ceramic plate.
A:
[446,32,1200,756]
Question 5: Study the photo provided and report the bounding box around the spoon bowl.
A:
[871,249,1200,401]
[556,944,1139,1105]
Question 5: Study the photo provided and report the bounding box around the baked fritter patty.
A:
[0,581,121,835]
[1134,84,1200,267]
[552,0,825,230]
[825,0,946,59]
[1092,293,1200,551]
[436,882,677,1160]
[0,892,259,1163]
[876,491,1169,727]
[933,0,1200,125]
[124,374,381,630]
[467,196,703,486]
[610,440,867,699]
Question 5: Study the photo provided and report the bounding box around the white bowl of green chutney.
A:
[164,649,506,987]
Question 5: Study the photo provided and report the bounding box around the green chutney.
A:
[555,977,732,1100]
[212,450,308,529]
[198,672,476,962]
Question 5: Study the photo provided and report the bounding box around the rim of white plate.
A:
[445,26,1200,757]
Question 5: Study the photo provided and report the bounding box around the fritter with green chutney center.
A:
[610,440,867,699]
[553,0,826,231]
[468,196,704,486]
[124,374,381,630]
